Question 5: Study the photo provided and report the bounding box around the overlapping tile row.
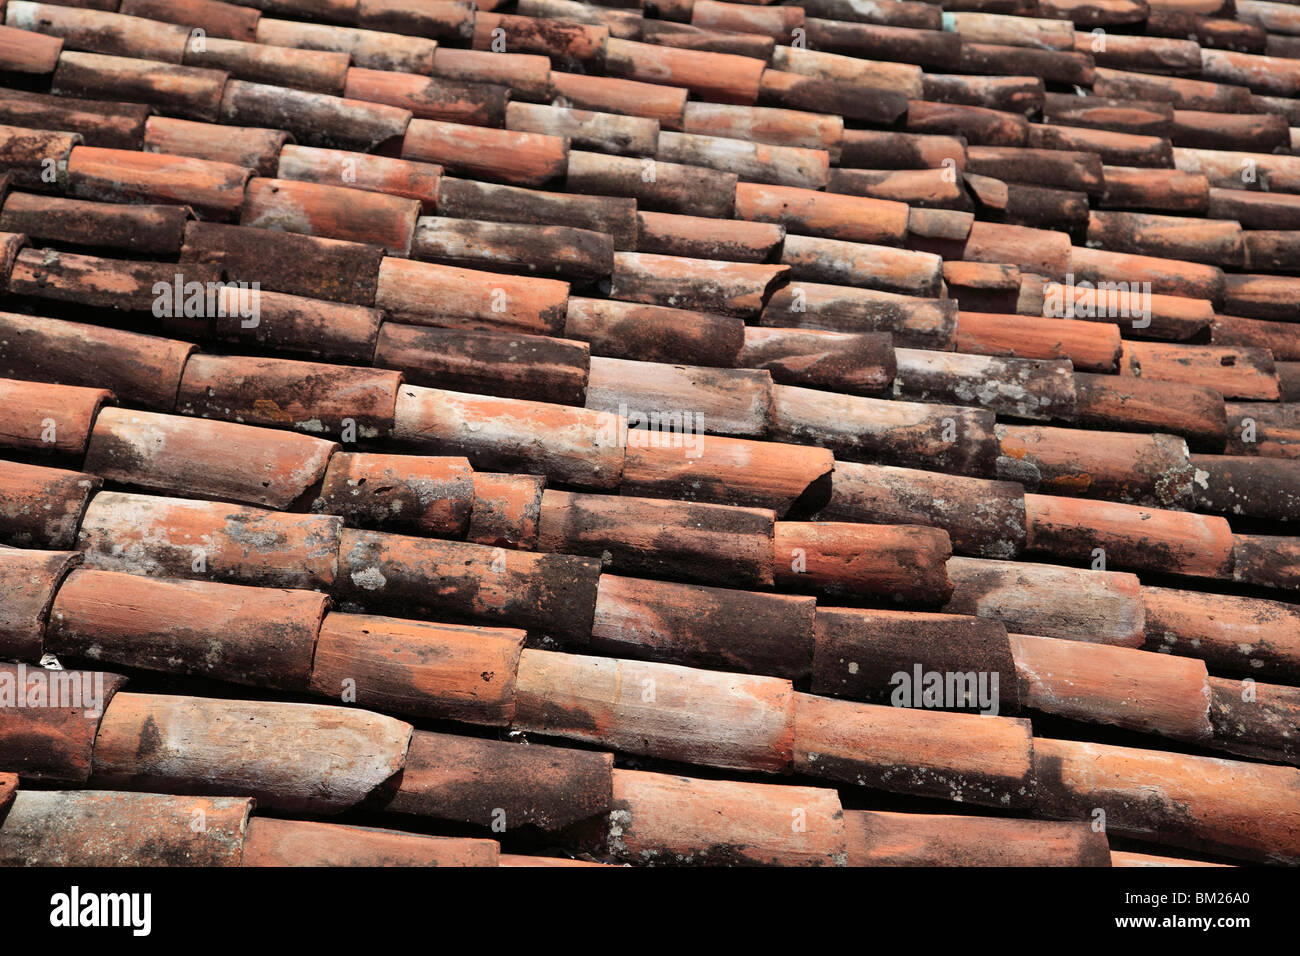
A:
[0,0,1298,867]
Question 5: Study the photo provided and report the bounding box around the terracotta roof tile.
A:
[514,648,795,771]
[608,768,845,866]
[8,1,193,62]
[48,567,329,688]
[220,78,412,151]
[309,612,525,724]
[550,70,688,128]
[0,659,126,780]
[0,88,147,149]
[383,729,612,832]
[0,460,100,550]
[412,215,612,282]
[0,790,251,866]
[0,376,111,456]
[1033,736,1300,864]
[242,818,499,867]
[1,0,1298,872]
[77,489,342,589]
[255,16,437,72]
[144,114,290,177]
[0,21,62,73]
[945,555,1145,644]
[85,406,337,507]
[91,691,411,813]
[334,526,602,638]
[120,0,263,43]
[0,310,194,407]
[181,220,385,303]
[52,50,228,122]
[465,471,545,549]
[846,810,1109,866]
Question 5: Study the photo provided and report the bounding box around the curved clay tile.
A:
[507,102,659,158]
[773,520,954,603]
[334,526,602,639]
[793,691,1036,806]
[537,488,777,587]
[769,382,999,475]
[1143,585,1300,679]
[550,70,687,129]
[48,568,329,689]
[219,79,412,152]
[608,768,846,866]
[0,377,112,456]
[184,36,350,94]
[0,460,100,550]
[762,281,957,349]
[437,176,637,248]
[1072,372,1228,451]
[944,555,1145,645]
[85,407,338,509]
[313,450,475,536]
[7,2,191,63]
[355,0,476,42]
[120,0,261,43]
[465,471,545,549]
[242,818,498,867]
[586,354,773,435]
[1008,632,1213,740]
[382,729,613,832]
[394,384,624,488]
[1033,737,1300,865]
[0,791,252,866]
[176,353,402,437]
[144,115,290,178]
[91,692,412,814]
[241,175,420,255]
[0,311,195,408]
[308,612,525,725]
[375,257,571,334]
[0,88,149,149]
[845,811,1109,866]
[759,68,910,123]
[566,296,744,366]
[255,18,437,74]
[68,145,251,220]
[609,251,787,318]
[344,66,507,127]
[1024,492,1235,578]
[635,209,784,263]
[567,149,736,217]
[0,123,80,191]
[375,322,591,405]
[411,215,614,282]
[820,459,1027,559]
[181,221,385,305]
[77,490,343,590]
[621,431,834,515]
[743,326,896,396]
[53,51,228,122]
[1,191,191,255]
[0,22,61,74]
[810,607,1016,708]
[277,144,442,212]
[402,118,567,188]
[0,548,82,659]
[0,661,127,782]
[514,648,796,772]
[591,573,817,678]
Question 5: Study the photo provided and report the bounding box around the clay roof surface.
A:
[0,0,1298,869]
